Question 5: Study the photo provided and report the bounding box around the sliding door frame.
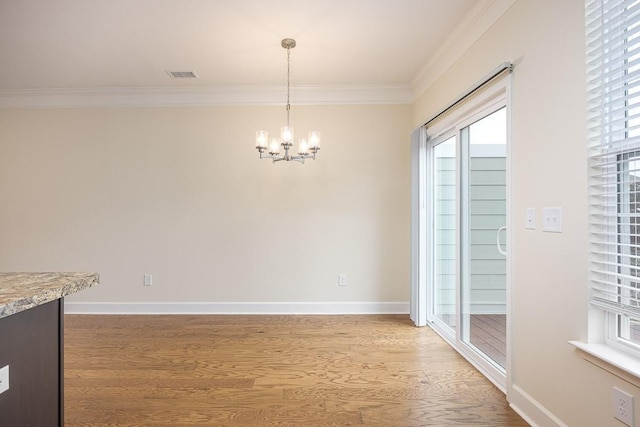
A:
[424,76,512,393]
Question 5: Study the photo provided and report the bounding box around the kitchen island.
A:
[0,272,99,427]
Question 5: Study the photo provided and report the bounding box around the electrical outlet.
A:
[0,365,9,395]
[338,274,348,287]
[614,387,634,426]
[143,274,152,286]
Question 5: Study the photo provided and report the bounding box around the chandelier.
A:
[255,38,321,164]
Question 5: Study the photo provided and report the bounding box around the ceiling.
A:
[0,0,512,104]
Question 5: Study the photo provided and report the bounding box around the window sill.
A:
[570,341,640,386]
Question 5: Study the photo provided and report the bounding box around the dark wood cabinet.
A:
[0,298,63,426]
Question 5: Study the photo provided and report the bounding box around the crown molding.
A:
[0,84,413,109]
[411,0,517,100]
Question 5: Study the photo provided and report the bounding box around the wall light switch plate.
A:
[525,208,536,230]
[143,274,152,286]
[542,207,562,233]
[0,365,9,395]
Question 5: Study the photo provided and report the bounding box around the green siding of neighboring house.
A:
[435,155,506,316]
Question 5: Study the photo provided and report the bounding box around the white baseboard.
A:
[509,384,568,427]
[64,301,410,315]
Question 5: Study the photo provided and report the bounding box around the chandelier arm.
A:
[272,158,283,163]
[269,154,308,163]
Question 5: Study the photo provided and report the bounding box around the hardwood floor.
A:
[64,315,528,426]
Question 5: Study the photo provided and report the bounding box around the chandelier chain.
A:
[286,45,291,127]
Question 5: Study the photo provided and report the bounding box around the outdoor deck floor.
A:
[469,314,506,368]
[437,314,506,369]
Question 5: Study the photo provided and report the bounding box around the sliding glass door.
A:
[461,107,507,370]
[426,86,509,389]
[433,136,457,331]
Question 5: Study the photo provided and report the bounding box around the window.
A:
[587,0,640,356]
[613,152,640,347]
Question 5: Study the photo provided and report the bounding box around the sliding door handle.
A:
[497,226,507,256]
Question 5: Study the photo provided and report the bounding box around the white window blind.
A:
[588,0,640,318]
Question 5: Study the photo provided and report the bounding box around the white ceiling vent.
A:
[166,71,199,79]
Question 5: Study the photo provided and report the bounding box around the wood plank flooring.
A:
[64,314,528,426]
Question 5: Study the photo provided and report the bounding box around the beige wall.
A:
[0,104,411,304]
[414,0,636,425]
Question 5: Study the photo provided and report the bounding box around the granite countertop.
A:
[0,272,99,319]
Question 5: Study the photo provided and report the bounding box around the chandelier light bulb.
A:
[298,138,309,155]
[308,131,321,149]
[256,130,268,149]
[270,137,280,149]
[281,126,294,144]
[269,140,280,155]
